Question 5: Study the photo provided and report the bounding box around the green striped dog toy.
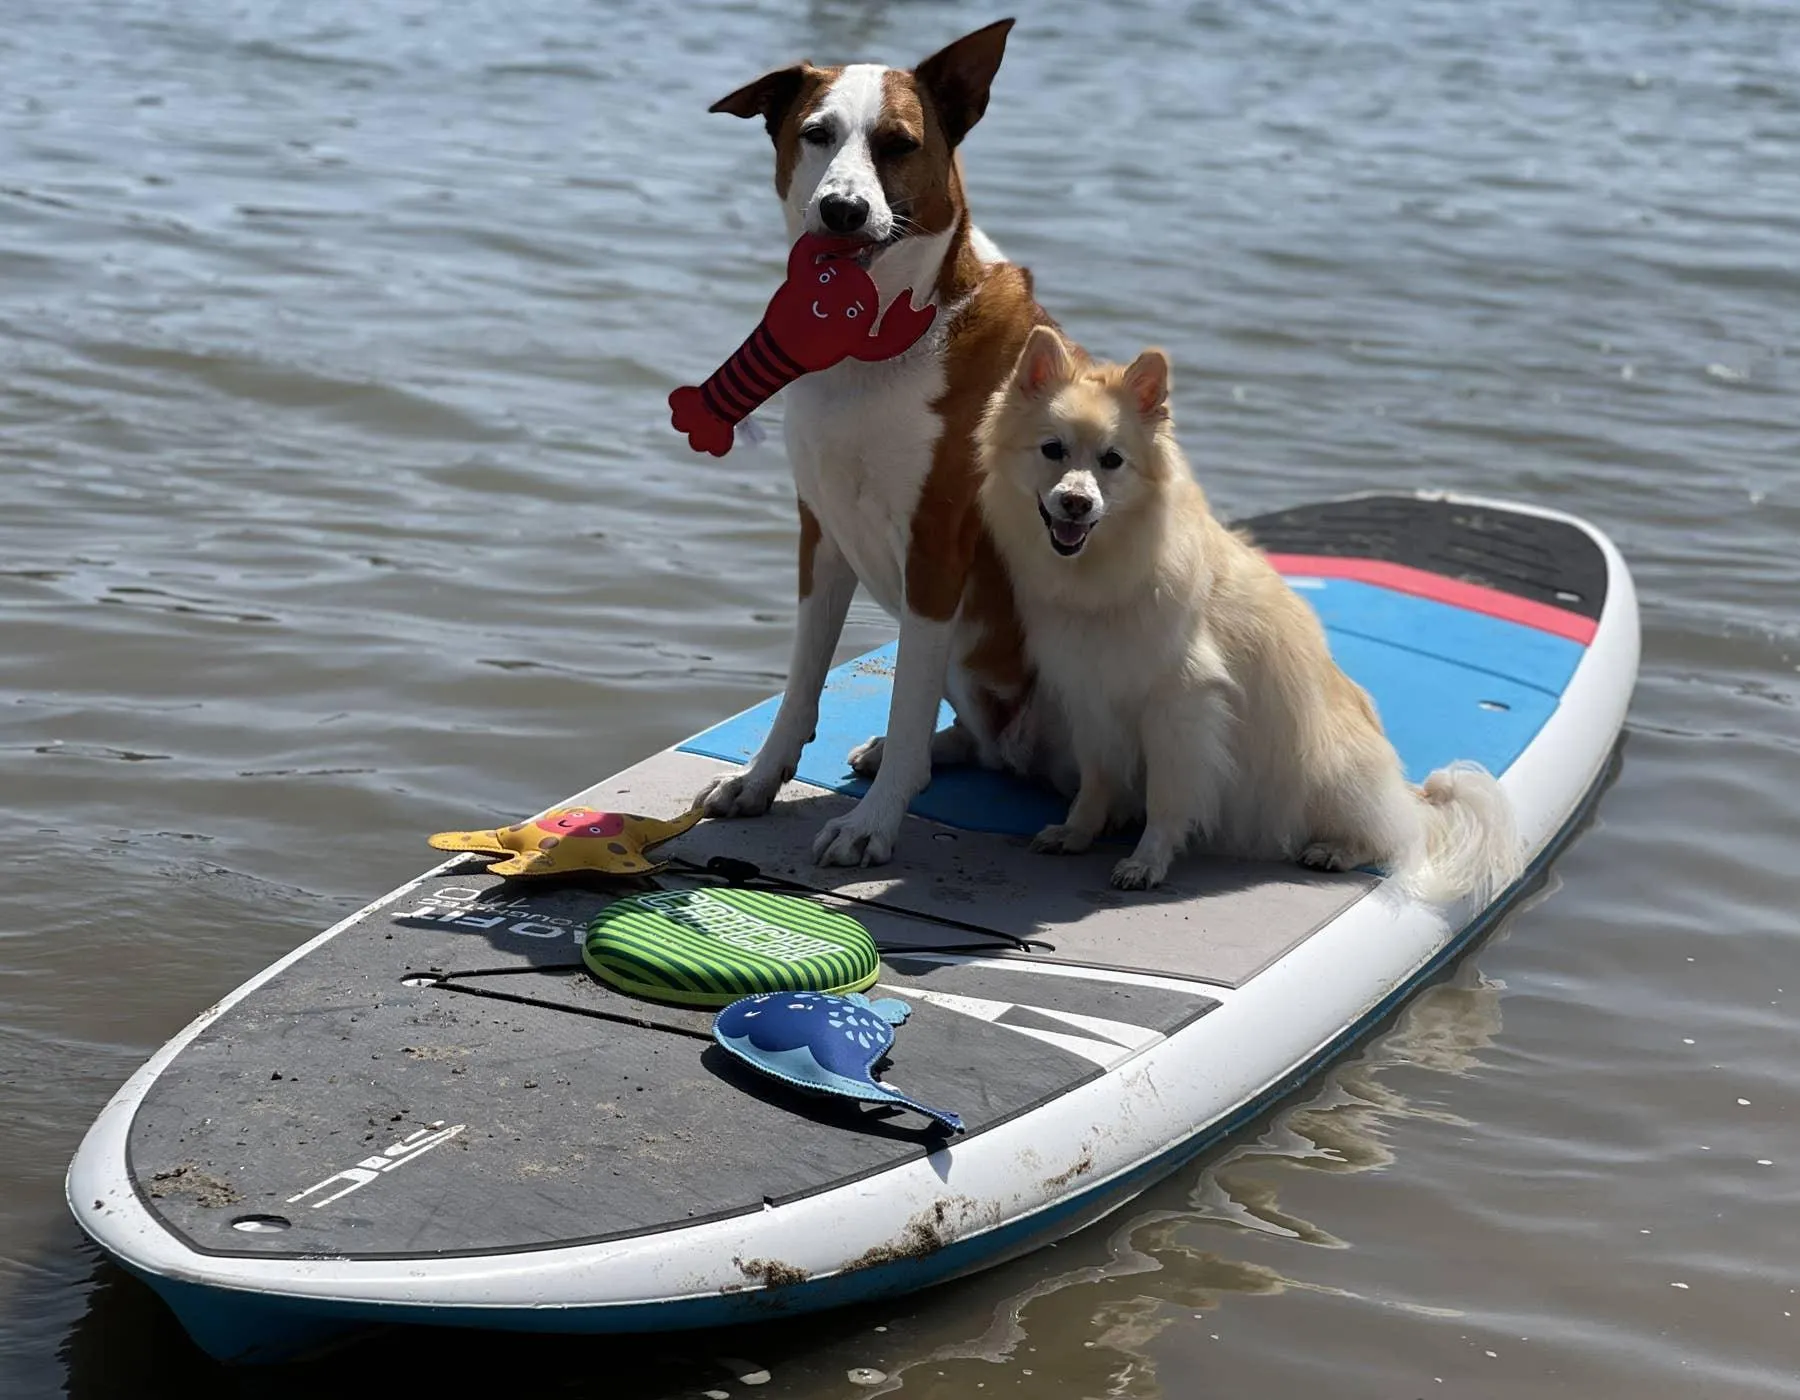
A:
[583,887,880,1008]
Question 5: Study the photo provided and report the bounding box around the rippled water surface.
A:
[4,0,1798,1395]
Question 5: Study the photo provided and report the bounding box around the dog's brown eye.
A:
[1040,440,1066,461]
[801,124,833,146]
[876,135,921,159]
[1098,449,1123,471]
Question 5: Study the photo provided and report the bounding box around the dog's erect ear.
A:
[710,65,812,141]
[915,18,1014,148]
[1122,349,1171,418]
[1015,325,1074,399]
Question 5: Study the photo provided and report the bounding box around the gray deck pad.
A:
[128,872,1214,1260]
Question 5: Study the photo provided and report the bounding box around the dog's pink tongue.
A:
[1052,520,1089,547]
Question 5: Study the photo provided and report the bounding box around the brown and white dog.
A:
[696,18,1069,867]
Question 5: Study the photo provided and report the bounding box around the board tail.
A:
[1401,761,1523,906]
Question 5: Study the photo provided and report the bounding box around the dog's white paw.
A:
[1031,822,1094,855]
[846,735,885,779]
[812,809,897,868]
[696,764,792,819]
[1110,852,1168,890]
[1300,841,1366,873]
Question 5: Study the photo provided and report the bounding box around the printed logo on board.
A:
[287,1121,466,1209]
[635,889,839,963]
[397,884,580,941]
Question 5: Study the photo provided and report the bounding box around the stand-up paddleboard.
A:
[67,493,1637,1364]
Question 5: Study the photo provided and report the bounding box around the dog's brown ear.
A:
[1122,349,1171,418]
[710,65,812,141]
[1016,325,1074,398]
[915,18,1014,148]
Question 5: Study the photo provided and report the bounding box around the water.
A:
[3,0,1797,1394]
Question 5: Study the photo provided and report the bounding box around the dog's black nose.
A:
[1058,490,1094,519]
[819,193,870,234]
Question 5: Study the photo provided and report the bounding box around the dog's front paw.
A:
[1110,852,1169,890]
[696,765,792,819]
[1031,822,1093,855]
[846,735,885,779]
[812,809,897,868]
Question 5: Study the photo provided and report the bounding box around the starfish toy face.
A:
[427,805,703,878]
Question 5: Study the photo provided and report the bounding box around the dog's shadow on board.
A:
[660,782,1360,916]
[391,778,1367,983]
[697,1043,950,1145]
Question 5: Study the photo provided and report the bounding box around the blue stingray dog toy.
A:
[713,991,964,1134]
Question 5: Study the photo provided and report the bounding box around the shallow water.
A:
[3,0,1798,1395]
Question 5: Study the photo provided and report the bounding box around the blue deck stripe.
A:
[1287,576,1584,694]
[679,581,1584,837]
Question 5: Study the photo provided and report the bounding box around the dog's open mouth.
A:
[853,230,904,268]
[1038,499,1093,557]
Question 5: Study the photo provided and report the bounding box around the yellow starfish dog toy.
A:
[427,805,703,879]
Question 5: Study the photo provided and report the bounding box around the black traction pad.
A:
[1238,494,1607,621]
[128,865,1216,1261]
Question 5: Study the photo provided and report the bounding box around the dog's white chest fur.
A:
[1028,596,1191,780]
[783,345,947,618]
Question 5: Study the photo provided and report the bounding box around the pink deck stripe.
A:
[1266,553,1598,644]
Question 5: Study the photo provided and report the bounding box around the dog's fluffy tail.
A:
[1399,761,1523,906]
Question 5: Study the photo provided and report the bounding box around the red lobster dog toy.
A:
[669,233,937,457]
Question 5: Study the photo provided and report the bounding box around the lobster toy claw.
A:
[669,234,937,457]
[853,294,938,362]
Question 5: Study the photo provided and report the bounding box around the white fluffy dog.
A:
[976,327,1523,897]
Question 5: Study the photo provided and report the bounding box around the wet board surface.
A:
[74,494,1637,1360]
